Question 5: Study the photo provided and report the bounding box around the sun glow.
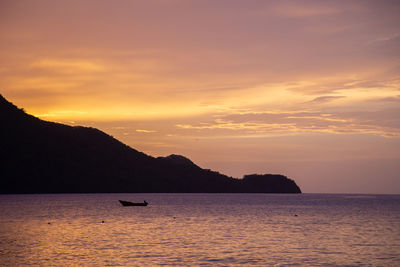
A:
[1,0,399,193]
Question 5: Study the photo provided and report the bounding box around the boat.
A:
[119,200,148,206]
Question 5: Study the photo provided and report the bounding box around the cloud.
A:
[368,33,400,44]
[269,3,339,18]
[36,110,88,118]
[1,0,400,124]
[31,59,106,73]
[136,129,157,133]
[307,96,346,104]
[176,109,400,138]
[369,96,400,103]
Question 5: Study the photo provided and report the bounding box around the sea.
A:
[0,193,399,266]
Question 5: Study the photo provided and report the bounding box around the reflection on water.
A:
[0,194,399,266]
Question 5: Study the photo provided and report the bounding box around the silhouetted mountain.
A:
[158,154,197,167]
[0,94,301,193]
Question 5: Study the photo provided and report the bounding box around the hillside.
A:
[0,94,301,193]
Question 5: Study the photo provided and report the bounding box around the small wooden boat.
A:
[119,200,148,206]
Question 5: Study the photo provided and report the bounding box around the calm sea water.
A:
[0,193,399,266]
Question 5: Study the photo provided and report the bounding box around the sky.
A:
[1,0,399,193]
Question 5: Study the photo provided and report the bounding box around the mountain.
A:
[0,94,301,193]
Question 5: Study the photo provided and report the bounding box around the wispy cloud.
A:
[307,96,346,104]
[368,33,400,44]
[176,109,400,138]
[269,3,339,18]
[36,110,88,118]
[136,129,157,133]
[31,59,107,73]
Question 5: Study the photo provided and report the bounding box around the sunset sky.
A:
[1,0,399,193]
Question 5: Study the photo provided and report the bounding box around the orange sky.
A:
[1,0,399,193]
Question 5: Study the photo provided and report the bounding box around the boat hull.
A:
[119,200,148,206]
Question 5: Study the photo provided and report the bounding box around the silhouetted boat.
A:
[119,200,148,206]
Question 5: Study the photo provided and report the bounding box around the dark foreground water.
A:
[0,194,399,266]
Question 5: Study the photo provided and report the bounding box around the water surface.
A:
[0,194,399,266]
